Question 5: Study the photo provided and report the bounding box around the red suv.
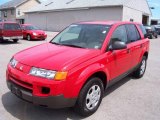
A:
[6,21,149,116]
[0,22,23,42]
[21,24,47,41]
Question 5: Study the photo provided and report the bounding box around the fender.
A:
[139,40,149,63]
[66,63,110,98]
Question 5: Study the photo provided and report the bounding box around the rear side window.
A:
[4,23,21,30]
[0,24,2,30]
[138,25,147,36]
[110,25,127,43]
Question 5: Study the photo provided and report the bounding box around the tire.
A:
[133,56,147,78]
[13,39,18,43]
[27,34,31,41]
[74,77,104,117]
[155,35,158,38]
[150,35,153,39]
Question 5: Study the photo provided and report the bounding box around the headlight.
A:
[10,58,18,68]
[33,32,37,36]
[30,67,67,80]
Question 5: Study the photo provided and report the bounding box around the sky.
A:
[0,0,160,18]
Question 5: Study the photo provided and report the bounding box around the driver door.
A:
[108,25,132,80]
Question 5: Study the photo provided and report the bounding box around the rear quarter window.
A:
[0,24,2,30]
[4,23,21,30]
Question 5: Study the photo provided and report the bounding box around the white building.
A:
[25,0,151,31]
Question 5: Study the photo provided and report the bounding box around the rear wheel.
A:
[133,56,147,78]
[27,34,31,41]
[155,34,158,38]
[74,77,104,117]
[150,35,153,39]
[13,39,18,43]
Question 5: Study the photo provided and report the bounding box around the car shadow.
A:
[0,40,21,45]
[2,76,133,120]
[2,92,84,120]
[104,75,133,97]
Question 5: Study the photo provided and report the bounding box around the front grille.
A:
[10,76,33,92]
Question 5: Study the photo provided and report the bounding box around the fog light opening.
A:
[41,87,50,94]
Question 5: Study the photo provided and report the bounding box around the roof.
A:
[25,0,151,15]
[77,21,120,25]
[77,21,142,25]
[0,0,41,10]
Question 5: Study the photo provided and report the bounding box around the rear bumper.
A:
[7,80,77,108]
[3,36,23,40]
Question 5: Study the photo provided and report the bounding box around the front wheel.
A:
[133,56,147,78]
[74,77,104,117]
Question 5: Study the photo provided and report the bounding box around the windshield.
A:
[26,25,40,30]
[50,24,110,49]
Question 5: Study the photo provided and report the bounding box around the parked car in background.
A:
[154,25,160,35]
[0,22,23,43]
[144,26,158,39]
[7,21,149,116]
[21,24,47,41]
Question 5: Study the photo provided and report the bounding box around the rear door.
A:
[3,23,22,37]
[0,24,2,38]
[125,24,143,68]
[22,25,27,38]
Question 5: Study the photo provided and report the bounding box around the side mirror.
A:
[109,41,127,51]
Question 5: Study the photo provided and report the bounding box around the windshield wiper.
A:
[61,44,84,48]
[51,42,62,45]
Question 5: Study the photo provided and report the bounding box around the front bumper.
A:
[7,80,76,108]
[32,35,47,40]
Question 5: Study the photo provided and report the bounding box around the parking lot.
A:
[0,33,160,120]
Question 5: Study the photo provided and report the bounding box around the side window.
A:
[111,25,127,44]
[126,24,141,43]
[0,24,2,30]
[138,24,147,36]
[4,24,21,30]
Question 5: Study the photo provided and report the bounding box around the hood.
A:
[14,43,101,71]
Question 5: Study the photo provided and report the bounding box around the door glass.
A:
[4,24,21,30]
[110,25,127,44]
[126,24,140,43]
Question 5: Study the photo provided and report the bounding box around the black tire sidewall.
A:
[134,56,147,78]
[13,39,18,43]
[75,77,104,116]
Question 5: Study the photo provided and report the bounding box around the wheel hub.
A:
[86,85,101,110]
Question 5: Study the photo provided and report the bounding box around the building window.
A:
[18,10,20,15]
[4,11,7,17]
[11,9,14,15]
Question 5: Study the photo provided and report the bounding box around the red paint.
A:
[0,22,23,38]
[6,21,149,99]
[21,24,47,40]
